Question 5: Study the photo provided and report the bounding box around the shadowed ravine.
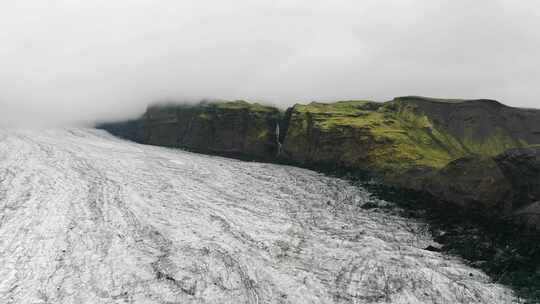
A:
[0,129,518,303]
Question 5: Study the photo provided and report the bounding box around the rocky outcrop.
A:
[96,119,145,143]
[281,99,460,174]
[392,96,540,154]
[282,97,540,174]
[393,146,540,229]
[496,147,540,205]
[143,101,282,159]
[496,147,540,228]
[410,156,512,214]
[97,96,540,228]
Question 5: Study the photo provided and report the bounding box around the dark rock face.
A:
[496,147,540,205]
[496,147,540,228]
[96,119,145,143]
[282,107,376,168]
[143,101,282,160]
[404,147,540,229]
[416,156,512,215]
[392,96,540,155]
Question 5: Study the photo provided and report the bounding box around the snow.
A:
[0,128,518,303]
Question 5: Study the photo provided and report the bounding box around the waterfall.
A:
[275,123,282,156]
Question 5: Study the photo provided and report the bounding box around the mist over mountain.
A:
[1,0,540,126]
[3,2,540,302]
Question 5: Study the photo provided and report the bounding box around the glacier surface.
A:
[0,129,518,303]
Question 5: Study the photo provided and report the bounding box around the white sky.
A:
[1,0,539,126]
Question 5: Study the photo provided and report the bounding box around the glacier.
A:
[0,129,518,303]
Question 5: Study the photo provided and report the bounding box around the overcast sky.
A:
[1,0,539,126]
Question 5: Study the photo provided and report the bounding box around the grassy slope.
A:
[394,97,530,157]
[145,98,536,173]
[291,100,461,172]
[290,98,536,174]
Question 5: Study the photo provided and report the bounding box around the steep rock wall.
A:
[281,97,540,175]
[143,101,282,159]
[404,147,540,229]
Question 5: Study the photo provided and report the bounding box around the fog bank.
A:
[1,0,539,126]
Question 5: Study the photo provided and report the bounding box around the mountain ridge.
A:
[96,96,540,229]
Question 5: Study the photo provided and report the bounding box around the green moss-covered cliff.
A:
[282,96,540,175]
[282,99,458,173]
[97,96,540,228]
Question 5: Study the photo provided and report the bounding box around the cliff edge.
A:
[97,96,540,228]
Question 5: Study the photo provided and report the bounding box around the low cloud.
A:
[1,0,539,126]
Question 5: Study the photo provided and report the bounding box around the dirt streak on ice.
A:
[0,129,517,303]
